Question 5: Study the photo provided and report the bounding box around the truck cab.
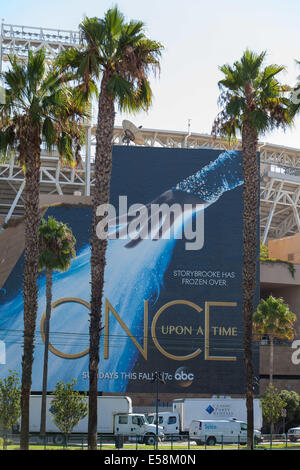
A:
[114,413,164,445]
[147,412,181,436]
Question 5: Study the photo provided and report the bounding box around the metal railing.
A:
[1,432,300,450]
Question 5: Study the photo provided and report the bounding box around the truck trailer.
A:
[148,396,262,437]
[28,395,163,445]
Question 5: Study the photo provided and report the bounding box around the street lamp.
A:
[152,371,166,449]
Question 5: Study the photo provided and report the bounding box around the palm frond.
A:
[38,216,76,272]
[213,49,292,139]
[0,48,89,169]
[55,7,163,115]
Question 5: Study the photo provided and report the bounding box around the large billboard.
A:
[0,146,260,394]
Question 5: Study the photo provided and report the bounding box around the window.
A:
[119,415,128,424]
[240,423,247,431]
[148,415,164,424]
[168,416,177,425]
[132,416,140,425]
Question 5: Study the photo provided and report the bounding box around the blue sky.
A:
[2,0,300,148]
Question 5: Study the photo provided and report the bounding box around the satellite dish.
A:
[122,120,144,146]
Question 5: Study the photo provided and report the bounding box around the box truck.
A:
[147,396,262,437]
[27,395,163,445]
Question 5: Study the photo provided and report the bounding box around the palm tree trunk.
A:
[269,335,275,435]
[242,85,259,450]
[269,335,274,384]
[88,70,115,450]
[40,269,52,436]
[20,123,41,450]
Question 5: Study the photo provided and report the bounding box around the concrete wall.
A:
[0,218,25,289]
[268,234,300,264]
[260,261,300,395]
[0,195,92,289]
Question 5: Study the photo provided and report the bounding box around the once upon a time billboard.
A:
[0,146,260,394]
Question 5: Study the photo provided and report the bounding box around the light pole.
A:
[152,371,165,449]
[282,408,287,435]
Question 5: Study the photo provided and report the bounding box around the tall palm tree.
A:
[212,49,293,449]
[56,6,164,449]
[0,49,87,449]
[254,296,295,436]
[253,295,296,384]
[38,216,76,437]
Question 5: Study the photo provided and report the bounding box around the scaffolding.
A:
[0,22,81,71]
[1,23,300,241]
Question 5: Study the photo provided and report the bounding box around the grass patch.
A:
[3,440,300,451]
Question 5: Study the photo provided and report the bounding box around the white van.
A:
[189,418,261,446]
[288,426,300,442]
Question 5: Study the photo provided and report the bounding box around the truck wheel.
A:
[145,435,156,446]
[195,440,202,446]
[206,436,216,446]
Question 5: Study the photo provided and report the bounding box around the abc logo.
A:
[174,367,194,388]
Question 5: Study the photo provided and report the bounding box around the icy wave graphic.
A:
[173,150,243,202]
[0,237,177,392]
[0,150,243,392]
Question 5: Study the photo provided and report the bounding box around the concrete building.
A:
[260,261,300,394]
[269,234,300,264]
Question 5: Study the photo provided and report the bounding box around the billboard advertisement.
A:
[0,146,260,394]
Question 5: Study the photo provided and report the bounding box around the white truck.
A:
[28,395,163,445]
[189,418,262,445]
[147,396,262,438]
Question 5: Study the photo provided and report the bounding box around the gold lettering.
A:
[40,297,90,359]
[160,325,194,335]
[43,297,239,364]
[211,326,238,336]
[205,301,237,361]
[104,299,148,360]
[222,327,233,336]
[151,300,202,361]
[176,326,183,335]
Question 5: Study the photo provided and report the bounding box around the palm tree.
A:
[253,295,296,384]
[0,49,87,449]
[56,6,164,449]
[254,296,295,437]
[212,49,293,449]
[38,216,76,437]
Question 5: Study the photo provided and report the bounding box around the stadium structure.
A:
[1,22,300,242]
[1,23,300,400]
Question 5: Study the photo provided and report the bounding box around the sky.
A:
[2,0,300,148]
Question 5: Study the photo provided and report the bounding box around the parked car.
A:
[288,426,300,442]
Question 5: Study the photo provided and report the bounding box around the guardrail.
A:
[1,432,300,450]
